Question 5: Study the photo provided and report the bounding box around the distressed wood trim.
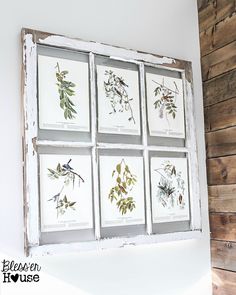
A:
[29,230,202,256]
[22,31,40,254]
[139,63,152,235]
[183,69,202,230]
[23,28,191,74]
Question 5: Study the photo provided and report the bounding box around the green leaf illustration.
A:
[55,62,77,120]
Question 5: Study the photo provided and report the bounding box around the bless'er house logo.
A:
[1,260,41,283]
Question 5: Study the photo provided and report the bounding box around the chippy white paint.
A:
[39,35,176,66]
[139,63,152,235]
[23,33,40,250]
[29,230,202,256]
[183,73,202,231]
[89,52,101,239]
[23,29,202,256]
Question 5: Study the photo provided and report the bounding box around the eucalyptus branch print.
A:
[55,62,77,120]
[47,159,84,217]
[108,159,137,215]
[153,78,179,128]
[104,70,136,124]
[155,160,186,210]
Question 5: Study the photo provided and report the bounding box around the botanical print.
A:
[55,63,77,120]
[104,70,136,124]
[99,156,145,227]
[97,65,141,135]
[146,73,185,138]
[40,154,93,232]
[47,159,84,217]
[38,55,90,132]
[151,157,190,223]
[109,159,137,215]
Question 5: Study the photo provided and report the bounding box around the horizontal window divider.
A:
[36,140,94,149]
[96,142,144,150]
[147,145,189,153]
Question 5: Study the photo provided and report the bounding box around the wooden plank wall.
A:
[198,0,236,294]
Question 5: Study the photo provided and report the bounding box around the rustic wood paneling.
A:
[203,69,236,106]
[207,155,236,185]
[209,184,236,212]
[205,97,236,132]
[200,13,236,57]
[210,213,236,241]
[212,268,236,295]
[206,127,236,158]
[201,41,236,81]
[211,240,236,271]
[199,0,236,33]
[199,0,236,291]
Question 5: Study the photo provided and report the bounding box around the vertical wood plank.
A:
[139,63,152,235]
[89,52,101,239]
[183,68,202,230]
[22,31,40,253]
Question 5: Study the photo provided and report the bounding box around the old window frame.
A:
[22,28,202,256]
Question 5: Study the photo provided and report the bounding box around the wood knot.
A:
[221,168,228,179]
[220,215,228,225]
[225,242,232,249]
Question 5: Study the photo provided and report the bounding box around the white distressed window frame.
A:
[22,28,202,256]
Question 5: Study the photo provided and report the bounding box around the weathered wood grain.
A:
[207,155,236,185]
[203,69,236,106]
[200,13,236,56]
[199,0,236,32]
[209,184,236,212]
[201,40,236,81]
[212,268,236,295]
[205,97,236,132]
[211,240,236,271]
[210,213,236,241]
[206,126,236,158]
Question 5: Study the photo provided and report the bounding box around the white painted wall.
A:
[0,0,212,294]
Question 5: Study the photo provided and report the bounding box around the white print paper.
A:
[151,157,190,223]
[99,156,145,227]
[97,65,141,135]
[38,55,90,132]
[40,154,93,232]
[146,73,185,138]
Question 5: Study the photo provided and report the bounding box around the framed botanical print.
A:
[38,55,90,132]
[40,154,93,232]
[97,65,141,135]
[99,156,145,227]
[22,28,201,256]
[150,157,190,223]
[146,73,185,138]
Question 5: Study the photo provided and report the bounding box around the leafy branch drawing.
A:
[47,159,84,217]
[155,161,185,210]
[104,70,136,124]
[55,62,77,120]
[153,78,179,129]
[108,159,137,215]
